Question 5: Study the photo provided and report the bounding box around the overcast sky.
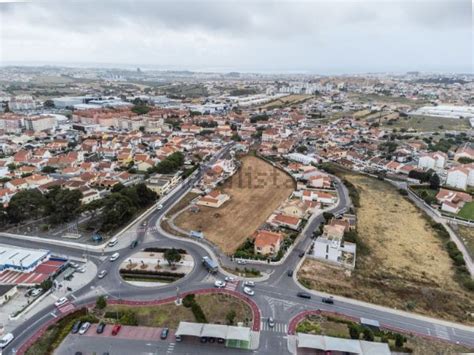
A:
[0,0,472,74]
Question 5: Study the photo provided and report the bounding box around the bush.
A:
[119,310,138,326]
[96,295,107,310]
[349,324,360,339]
[362,327,374,341]
[182,294,195,308]
[399,189,408,196]
[191,303,207,323]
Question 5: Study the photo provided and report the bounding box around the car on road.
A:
[98,270,108,279]
[111,324,121,336]
[109,252,120,262]
[322,297,334,304]
[108,238,118,247]
[236,259,247,265]
[54,297,68,307]
[268,317,275,328]
[31,288,42,297]
[77,266,86,273]
[157,204,164,210]
[0,333,14,349]
[160,327,169,339]
[298,251,305,258]
[71,320,82,334]
[79,322,91,335]
[130,240,138,249]
[70,262,79,269]
[297,292,312,299]
[224,276,235,282]
[96,322,106,334]
[243,287,255,296]
[243,281,255,287]
[287,270,294,277]
[214,280,226,288]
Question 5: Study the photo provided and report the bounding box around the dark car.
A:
[298,251,305,258]
[130,240,138,249]
[96,322,106,334]
[287,270,294,277]
[160,327,169,340]
[297,292,312,299]
[71,320,82,334]
[322,297,334,304]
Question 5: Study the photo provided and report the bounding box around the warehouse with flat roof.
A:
[0,245,50,273]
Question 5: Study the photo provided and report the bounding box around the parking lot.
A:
[56,333,252,355]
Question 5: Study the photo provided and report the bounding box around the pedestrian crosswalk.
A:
[57,302,75,314]
[260,320,288,333]
[224,280,239,291]
[434,324,450,340]
[167,342,175,354]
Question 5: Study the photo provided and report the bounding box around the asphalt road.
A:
[2,146,474,354]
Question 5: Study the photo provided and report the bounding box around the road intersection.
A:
[1,147,474,354]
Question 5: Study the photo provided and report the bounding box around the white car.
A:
[243,287,255,296]
[98,270,108,279]
[0,333,14,349]
[79,322,91,335]
[54,297,68,307]
[224,276,235,282]
[214,280,226,288]
[157,204,164,210]
[109,252,120,262]
[77,266,86,273]
[243,281,255,287]
[31,288,42,297]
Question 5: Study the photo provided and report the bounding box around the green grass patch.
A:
[458,201,474,221]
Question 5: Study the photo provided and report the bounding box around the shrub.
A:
[182,294,195,308]
[362,327,374,341]
[191,303,207,323]
[96,295,107,310]
[349,324,360,339]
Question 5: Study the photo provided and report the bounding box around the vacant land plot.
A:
[259,94,312,110]
[299,173,474,323]
[382,115,471,132]
[457,226,474,260]
[105,293,252,328]
[175,155,294,254]
[458,201,474,220]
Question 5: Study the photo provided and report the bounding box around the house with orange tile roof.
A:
[196,190,230,208]
[436,188,472,214]
[268,213,301,230]
[253,230,283,256]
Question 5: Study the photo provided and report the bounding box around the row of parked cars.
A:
[71,321,121,336]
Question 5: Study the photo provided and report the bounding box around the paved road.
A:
[2,147,474,354]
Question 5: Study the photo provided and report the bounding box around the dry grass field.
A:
[457,226,474,260]
[259,94,312,109]
[299,173,474,323]
[175,155,294,254]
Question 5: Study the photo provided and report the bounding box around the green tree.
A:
[395,333,405,348]
[95,295,107,310]
[43,99,55,108]
[45,187,83,225]
[362,327,374,341]
[7,189,47,223]
[296,145,308,153]
[119,310,138,325]
[131,104,151,115]
[40,279,53,291]
[41,166,57,174]
[225,310,237,325]
[429,173,440,190]
[348,324,360,339]
[164,248,182,266]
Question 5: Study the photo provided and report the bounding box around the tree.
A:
[429,173,440,190]
[231,133,242,142]
[7,163,16,172]
[40,279,53,291]
[7,189,47,223]
[96,295,107,310]
[296,145,308,153]
[41,166,57,174]
[226,310,237,325]
[395,333,405,348]
[131,104,151,115]
[362,327,374,341]
[119,310,138,325]
[164,248,182,266]
[45,187,83,225]
[349,324,360,339]
[43,99,55,109]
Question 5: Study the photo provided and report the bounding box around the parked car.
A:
[130,240,138,249]
[243,287,255,296]
[322,297,334,304]
[77,266,86,273]
[0,333,14,349]
[111,324,121,336]
[236,259,247,265]
[31,288,42,297]
[214,280,226,288]
[297,292,312,299]
[54,297,68,307]
[71,320,82,334]
[287,270,294,277]
[70,262,79,269]
[243,281,255,287]
[98,270,108,279]
[96,322,106,334]
[160,327,169,339]
[224,276,235,282]
[175,334,182,342]
[268,317,275,328]
[79,322,91,335]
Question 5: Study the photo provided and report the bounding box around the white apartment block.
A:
[446,164,474,190]
[24,115,56,132]
[417,152,447,170]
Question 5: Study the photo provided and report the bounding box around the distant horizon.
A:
[1,61,471,77]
